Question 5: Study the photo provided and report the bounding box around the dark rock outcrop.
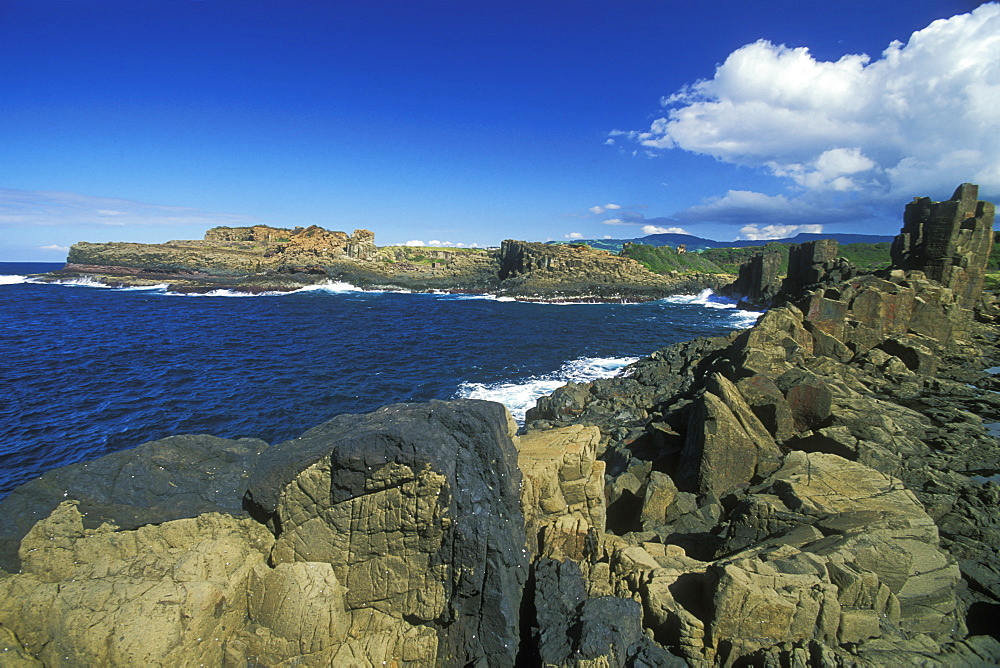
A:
[244,399,527,667]
[0,400,529,666]
[0,433,267,573]
[522,184,1000,664]
[892,182,995,309]
[727,246,783,306]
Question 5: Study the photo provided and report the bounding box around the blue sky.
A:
[1,1,997,260]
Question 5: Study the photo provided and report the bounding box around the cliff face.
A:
[496,240,731,300]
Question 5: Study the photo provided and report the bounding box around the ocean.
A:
[0,261,759,499]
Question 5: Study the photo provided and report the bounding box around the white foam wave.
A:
[731,309,762,328]
[117,284,170,291]
[661,288,762,327]
[456,356,639,424]
[292,280,366,294]
[0,275,27,285]
[33,276,113,288]
[166,288,285,297]
[446,293,517,302]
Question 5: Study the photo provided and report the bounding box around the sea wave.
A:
[663,289,762,328]
[30,276,114,288]
[0,275,27,285]
[291,280,367,294]
[455,356,639,424]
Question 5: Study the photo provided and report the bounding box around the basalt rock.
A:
[517,425,606,561]
[244,399,527,667]
[517,185,1000,665]
[0,433,268,573]
[726,246,782,307]
[892,182,995,309]
[781,238,858,297]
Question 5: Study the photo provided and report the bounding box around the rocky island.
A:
[45,225,729,301]
[1,184,998,666]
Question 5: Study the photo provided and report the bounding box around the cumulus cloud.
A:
[642,225,689,235]
[619,4,1000,223]
[565,232,585,239]
[39,244,70,252]
[737,224,824,241]
[425,240,481,248]
[0,188,259,227]
[403,239,426,246]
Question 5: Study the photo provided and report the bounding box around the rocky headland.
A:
[1,184,999,666]
[44,225,730,301]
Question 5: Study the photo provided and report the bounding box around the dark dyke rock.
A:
[245,399,527,667]
[727,246,782,307]
[0,433,267,572]
[781,238,858,297]
[531,558,685,667]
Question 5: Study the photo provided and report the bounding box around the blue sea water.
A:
[0,261,759,499]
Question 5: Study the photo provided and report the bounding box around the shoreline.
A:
[0,185,998,665]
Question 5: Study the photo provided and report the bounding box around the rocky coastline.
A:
[39,227,731,302]
[1,184,999,666]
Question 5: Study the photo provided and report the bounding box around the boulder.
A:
[678,373,782,496]
[0,433,268,573]
[0,503,274,666]
[244,399,527,667]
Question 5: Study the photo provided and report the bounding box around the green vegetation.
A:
[696,240,892,275]
[567,237,897,278]
[839,242,892,271]
[984,272,1000,292]
[986,240,1000,270]
[619,243,727,274]
[700,243,791,274]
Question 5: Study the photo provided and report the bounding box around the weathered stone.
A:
[0,503,273,667]
[245,399,527,667]
[892,183,995,309]
[679,373,782,496]
[728,246,783,307]
[0,433,268,573]
[518,425,606,559]
[640,471,679,530]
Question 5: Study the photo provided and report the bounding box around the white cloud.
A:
[403,239,426,246]
[0,188,259,227]
[737,224,825,241]
[424,240,478,248]
[39,244,70,252]
[565,232,585,239]
[601,218,628,226]
[641,225,689,235]
[674,189,871,227]
[588,203,622,215]
[623,4,1000,209]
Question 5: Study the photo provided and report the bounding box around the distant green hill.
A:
[619,243,727,274]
